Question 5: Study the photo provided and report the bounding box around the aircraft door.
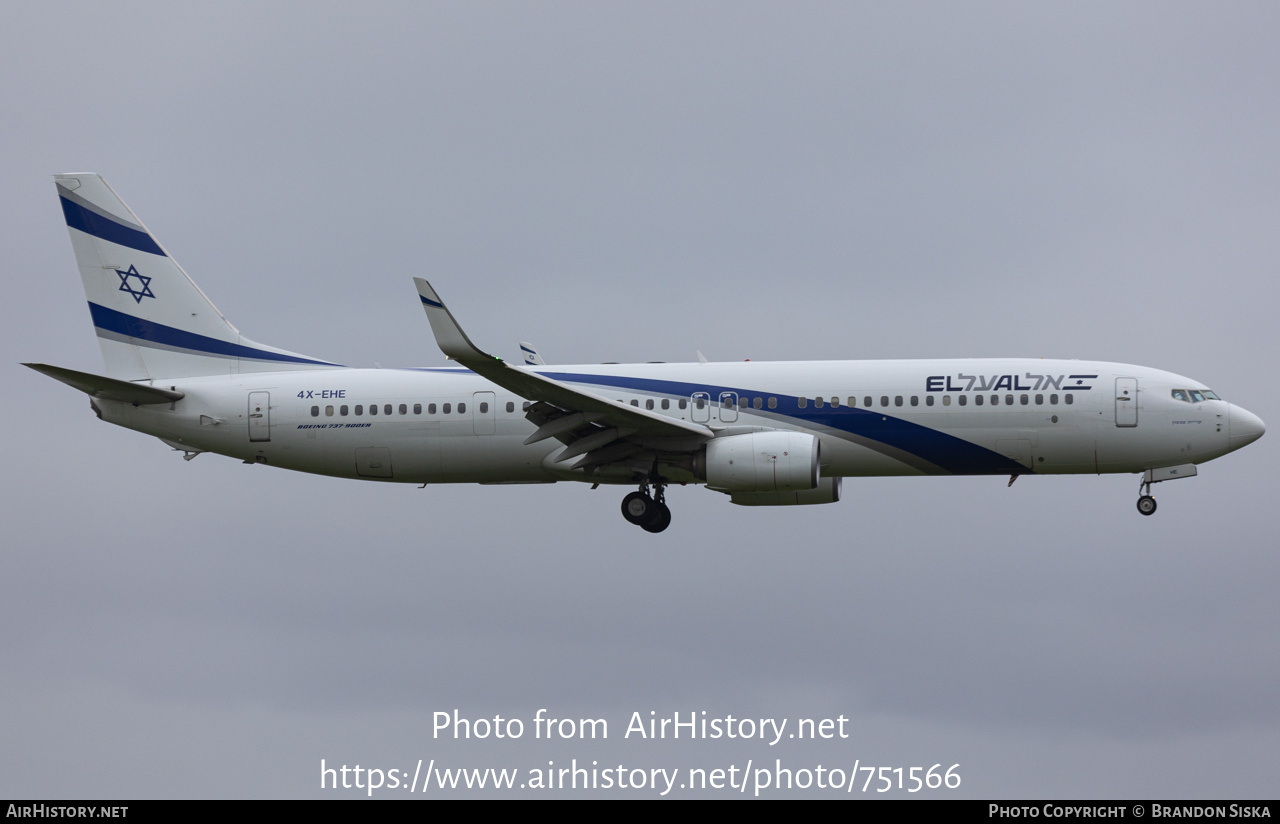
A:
[718,392,739,423]
[691,392,711,423]
[473,391,496,435]
[1115,378,1138,427]
[248,391,270,442]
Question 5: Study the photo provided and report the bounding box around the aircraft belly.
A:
[821,438,926,477]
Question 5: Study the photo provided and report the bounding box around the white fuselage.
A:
[93,358,1256,486]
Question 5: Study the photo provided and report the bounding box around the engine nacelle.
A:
[698,431,820,492]
[730,476,842,506]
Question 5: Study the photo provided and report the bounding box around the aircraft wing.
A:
[414,279,712,469]
[25,363,185,404]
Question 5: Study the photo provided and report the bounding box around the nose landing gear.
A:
[1136,476,1157,516]
[621,481,671,533]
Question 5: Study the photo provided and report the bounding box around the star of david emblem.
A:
[115,265,155,303]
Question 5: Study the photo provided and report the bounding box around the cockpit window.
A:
[1172,388,1221,403]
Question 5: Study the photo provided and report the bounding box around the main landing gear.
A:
[621,481,671,533]
[1136,476,1157,516]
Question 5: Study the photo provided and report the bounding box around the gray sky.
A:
[3,1,1278,798]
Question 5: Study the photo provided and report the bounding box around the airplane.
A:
[26,174,1265,533]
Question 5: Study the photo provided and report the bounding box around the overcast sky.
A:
[3,1,1278,798]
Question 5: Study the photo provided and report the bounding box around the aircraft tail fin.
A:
[55,174,338,379]
[519,341,546,366]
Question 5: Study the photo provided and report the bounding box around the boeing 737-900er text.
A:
[27,174,1266,533]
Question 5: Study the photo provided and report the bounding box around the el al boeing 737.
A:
[26,174,1265,533]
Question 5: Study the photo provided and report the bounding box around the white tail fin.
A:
[55,174,338,379]
[519,341,546,365]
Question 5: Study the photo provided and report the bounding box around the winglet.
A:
[413,278,496,363]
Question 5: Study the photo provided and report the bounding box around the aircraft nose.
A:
[1229,404,1266,450]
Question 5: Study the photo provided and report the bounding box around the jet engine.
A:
[696,431,820,492]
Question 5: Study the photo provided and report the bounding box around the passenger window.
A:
[768,397,777,409]
[310,406,319,417]
[926,395,935,407]
[696,398,706,409]
[645,399,654,410]
[1050,394,1058,405]
[384,404,393,415]
[340,405,349,416]
[369,404,378,415]
[400,404,409,415]
[831,396,839,407]
[958,395,967,406]
[442,403,450,414]
[522,401,531,411]
[428,403,436,414]
[864,396,872,407]
[1005,394,1013,405]
[662,399,670,410]
[910,396,919,407]
[325,405,334,416]
[848,397,856,408]
[942,395,951,406]
[457,403,465,414]
[478,403,487,414]
[990,395,998,406]
[880,396,889,407]
[975,395,984,406]
[679,399,688,410]
[894,396,903,407]
[414,403,422,414]
[752,397,761,409]
[1065,394,1073,405]
[505,401,514,413]
[798,397,807,409]
[1020,394,1028,405]
[1035,394,1043,405]
[814,397,824,408]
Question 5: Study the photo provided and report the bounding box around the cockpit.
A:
[1171,389,1221,403]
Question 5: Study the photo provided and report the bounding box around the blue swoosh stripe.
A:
[61,197,166,257]
[88,303,341,366]
[419,295,444,308]
[538,371,1025,475]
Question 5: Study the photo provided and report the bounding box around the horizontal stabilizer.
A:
[24,363,184,404]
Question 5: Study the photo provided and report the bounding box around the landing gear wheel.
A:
[640,500,672,533]
[1137,495,1157,516]
[622,491,652,525]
